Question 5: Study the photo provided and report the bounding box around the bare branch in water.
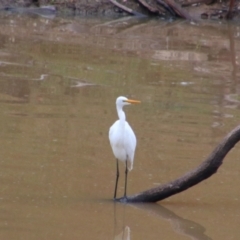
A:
[116,125,240,203]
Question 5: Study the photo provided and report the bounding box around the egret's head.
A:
[116,96,141,107]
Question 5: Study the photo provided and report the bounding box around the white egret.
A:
[109,96,140,199]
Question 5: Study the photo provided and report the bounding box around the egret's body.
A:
[109,117,136,171]
[109,96,140,199]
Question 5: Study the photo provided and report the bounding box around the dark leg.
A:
[114,159,119,199]
[124,160,128,198]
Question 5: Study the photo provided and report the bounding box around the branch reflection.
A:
[113,202,212,240]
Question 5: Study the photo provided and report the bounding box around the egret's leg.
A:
[114,159,119,199]
[124,160,128,198]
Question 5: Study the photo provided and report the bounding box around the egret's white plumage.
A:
[109,96,140,199]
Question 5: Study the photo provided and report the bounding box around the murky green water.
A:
[0,12,239,239]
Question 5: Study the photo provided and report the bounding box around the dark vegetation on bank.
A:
[0,0,239,21]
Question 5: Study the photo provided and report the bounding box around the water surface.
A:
[0,12,239,239]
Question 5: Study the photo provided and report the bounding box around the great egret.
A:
[109,96,140,199]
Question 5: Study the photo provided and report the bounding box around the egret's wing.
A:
[124,122,137,171]
[109,120,127,161]
[109,120,119,146]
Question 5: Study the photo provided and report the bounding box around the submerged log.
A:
[116,124,240,203]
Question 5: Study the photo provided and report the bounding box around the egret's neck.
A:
[117,105,126,124]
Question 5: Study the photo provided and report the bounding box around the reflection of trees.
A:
[222,24,240,109]
[0,78,29,103]
[211,23,240,136]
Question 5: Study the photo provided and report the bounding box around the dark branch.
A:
[137,0,159,14]
[156,0,178,16]
[109,0,147,17]
[157,0,197,20]
[116,124,240,203]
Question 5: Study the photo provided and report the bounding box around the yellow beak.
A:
[125,99,141,104]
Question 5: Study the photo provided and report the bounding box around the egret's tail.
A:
[127,160,133,171]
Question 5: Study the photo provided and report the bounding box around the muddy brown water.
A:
[0,12,239,239]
